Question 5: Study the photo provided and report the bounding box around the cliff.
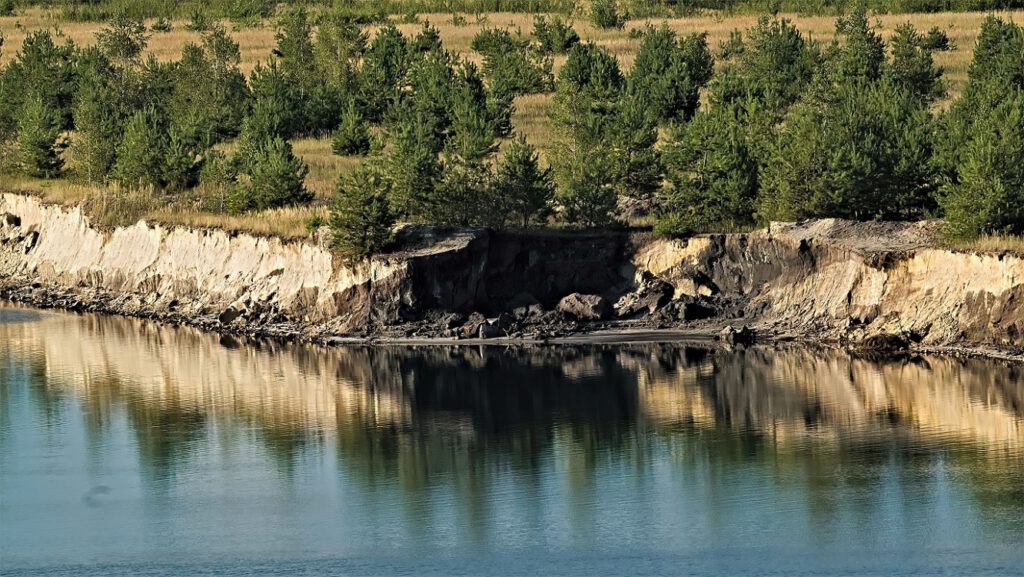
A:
[2,192,1023,355]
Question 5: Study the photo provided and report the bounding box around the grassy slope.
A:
[2,7,1022,237]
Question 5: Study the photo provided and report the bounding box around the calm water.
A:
[1,306,1022,576]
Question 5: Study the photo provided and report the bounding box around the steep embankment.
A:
[2,192,1023,354]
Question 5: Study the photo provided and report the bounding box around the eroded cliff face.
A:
[634,219,1024,349]
[0,193,628,338]
[2,192,1023,352]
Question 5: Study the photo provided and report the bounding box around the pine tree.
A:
[16,97,66,179]
[658,102,762,235]
[331,100,371,156]
[628,25,713,123]
[496,135,553,228]
[112,109,166,190]
[381,112,442,220]
[330,165,396,259]
[888,23,945,104]
[229,137,311,213]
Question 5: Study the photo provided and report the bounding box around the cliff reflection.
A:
[1,307,1022,524]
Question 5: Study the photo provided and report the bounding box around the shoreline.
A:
[4,288,1022,364]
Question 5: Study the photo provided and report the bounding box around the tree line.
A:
[0,7,1022,258]
[7,0,1024,23]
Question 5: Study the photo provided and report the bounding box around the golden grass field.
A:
[1,7,1022,237]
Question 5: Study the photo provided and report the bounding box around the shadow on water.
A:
[1,304,1022,573]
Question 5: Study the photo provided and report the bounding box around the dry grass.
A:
[3,7,1021,236]
[0,8,277,74]
[2,173,323,238]
[950,234,1024,255]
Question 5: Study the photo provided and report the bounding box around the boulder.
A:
[720,325,756,345]
[557,293,609,321]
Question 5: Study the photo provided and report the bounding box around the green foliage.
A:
[591,0,624,30]
[332,100,371,156]
[939,89,1024,240]
[556,152,620,228]
[471,27,553,98]
[227,0,276,21]
[606,94,662,200]
[829,7,886,84]
[920,26,953,51]
[273,6,341,135]
[95,15,148,65]
[628,25,714,123]
[0,30,78,135]
[551,42,660,226]
[887,23,945,103]
[166,27,250,148]
[358,23,410,123]
[330,165,395,258]
[936,18,1024,239]
[964,15,1024,92]
[112,109,166,190]
[446,72,499,162]
[71,49,123,181]
[710,16,819,118]
[429,156,495,227]
[16,96,66,178]
[760,80,936,221]
[557,42,624,104]
[151,17,173,33]
[381,111,442,219]
[313,10,367,98]
[245,61,297,141]
[532,15,579,54]
[496,135,554,228]
[658,101,764,235]
[230,137,312,213]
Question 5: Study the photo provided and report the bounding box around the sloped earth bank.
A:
[2,192,1023,359]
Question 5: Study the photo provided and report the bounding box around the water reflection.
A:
[1,306,1022,573]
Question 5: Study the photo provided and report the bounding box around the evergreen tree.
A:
[16,97,66,178]
[167,27,250,148]
[112,108,165,189]
[330,165,395,259]
[710,16,819,118]
[829,7,886,84]
[590,0,623,30]
[230,137,312,213]
[888,23,945,104]
[314,10,367,98]
[936,18,1024,239]
[471,27,553,99]
[532,15,579,55]
[607,94,662,201]
[381,111,442,219]
[273,6,340,135]
[331,100,371,156]
[658,101,763,235]
[72,48,124,182]
[760,80,935,221]
[557,42,624,104]
[430,156,494,227]
[628,25,713,123]
[496,135,554,228]
[359,23,409,123]
[0,30,77,134]
[446,78,498,164]
[939,89,1024,240]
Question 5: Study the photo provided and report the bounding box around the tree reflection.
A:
[1,308,1022,541]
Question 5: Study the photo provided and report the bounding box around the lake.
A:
[1,305,1022,576]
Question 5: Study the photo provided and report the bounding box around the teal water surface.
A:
[1,306,1022,576]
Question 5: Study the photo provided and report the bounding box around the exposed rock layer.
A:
[1,193,1023,354]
